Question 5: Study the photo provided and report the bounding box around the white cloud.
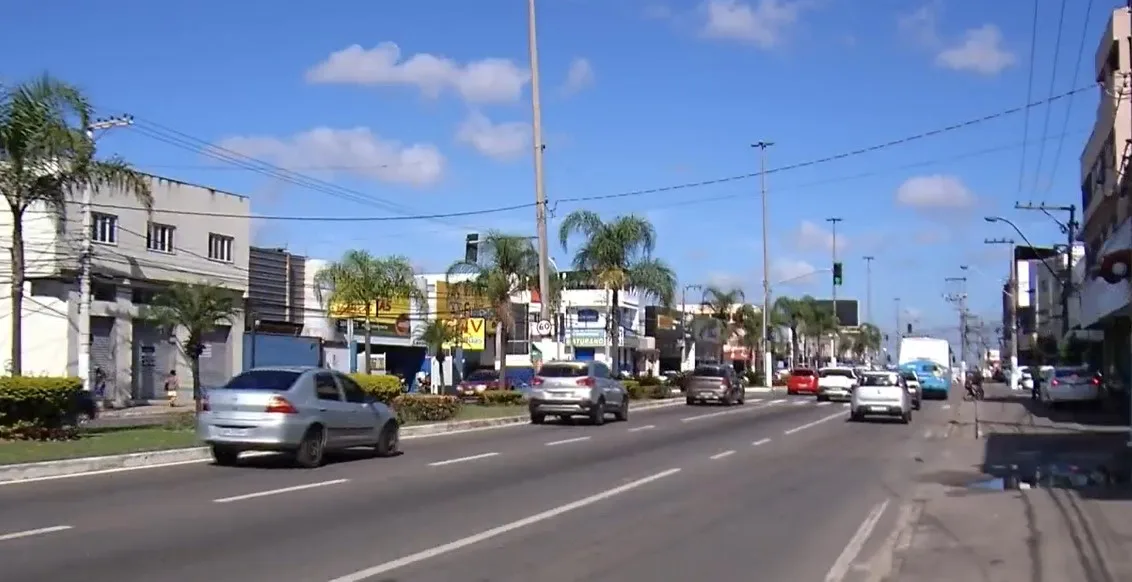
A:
[794,220,847,253]
[561,57,595,95]
[215,127,444,187]
[897,4,1014,76]
[895,175,976,209]
[771,258,820,285]
[455,111,530,161]
[707,272,748,290]
[936,25,1015,75]
[701,0,806,48]
[305,42,530,104]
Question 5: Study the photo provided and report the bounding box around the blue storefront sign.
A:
[576,308,600,323]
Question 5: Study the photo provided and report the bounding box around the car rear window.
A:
[538,364,588,377]
[862,374,897,386]
[790,369,815,377]
[1054,368,1089,378]
[694,366,728,377]
[223,370,301,391]
[900,372,917,381]
[465,370,497,382]
[819,369,854,378]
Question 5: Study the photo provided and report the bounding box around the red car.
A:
[786,368,819,395]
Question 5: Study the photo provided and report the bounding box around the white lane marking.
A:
[824,499,890,582]
[818,401,832,407]
[752,438,771,447]
[843,403,850,408]
[764,399,785,406]
[783,411,846,435]
[680,402,765,422]
[545,436,591,447]
[941,404,951,410]
[627,424,655,432]
[0,525,73,542]
[793,400,810,406]
[327,468,683,582]
[710,450,736,460]
[213,479,349,504]
[0,402,696,487]
[427,452,500,467]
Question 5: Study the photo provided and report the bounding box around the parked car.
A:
[786,368,819,395]
[899,370,922,410]
[817,366,858,402]
[197,367,400,468]
[851,371,912,424]
[686,364,745,406]
[1039,366,1102,408]
[528,360,629,425]
[456,367,534,399]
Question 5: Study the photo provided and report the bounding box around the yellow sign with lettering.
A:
[328,296,413,337]
[441,317,486,351]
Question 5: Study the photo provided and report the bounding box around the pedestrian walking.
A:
[164,370,180,407]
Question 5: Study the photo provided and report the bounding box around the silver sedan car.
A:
[197,367,400,468]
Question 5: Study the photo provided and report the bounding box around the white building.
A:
[0,176,251,404]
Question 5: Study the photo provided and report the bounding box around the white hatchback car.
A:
[850,371,912,424]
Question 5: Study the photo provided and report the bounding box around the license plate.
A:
[219,428,248,437]
[551,391,572,398]
[869,406,888,412]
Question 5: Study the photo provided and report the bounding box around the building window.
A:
[208,233,233,262]
[92,282,116,301]
[146,222,175,253]
[91,213,117,244]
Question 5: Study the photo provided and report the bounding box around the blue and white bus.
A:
[898,337,953,399]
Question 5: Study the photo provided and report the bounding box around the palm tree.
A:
[772,296,813,367]
[447,232,543,389]
[315,251,425,373]
[733,304,762,370]
[414,319,462,393]
[146,282,240,406]
[701,285,744,362]
[1,75,152,375]
[559,211,676,373]
[855,323,883,362]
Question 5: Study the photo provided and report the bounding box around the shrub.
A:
[164,410,198,431]
[622,380,644,399]
[349,374,403,404]
[478,389,525,406]
[392,394,461,423]
[666,371,691,390]
[644,384,671,399]
[744,370,765,387]
[637,374,662,387]
[0,376,83,431]
[0,420,78,441]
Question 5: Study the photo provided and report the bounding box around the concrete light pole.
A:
[752,141,774,382]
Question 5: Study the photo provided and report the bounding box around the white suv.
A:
[851,371,912,423]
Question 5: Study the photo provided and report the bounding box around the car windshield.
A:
[790,369,815,377]
[538,364,588,377]
[465,370,497,382]
[223,370,301,391]
[819,369,854,378]
[862,374,898,386]
[900,372,917,381]
[694,366,728,377]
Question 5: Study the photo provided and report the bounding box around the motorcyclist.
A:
[965,370,984,400]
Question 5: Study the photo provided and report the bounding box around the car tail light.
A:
[265,395,298,414]
[487,380,499,389]
[1092,376,1101,386]
[576,377,595,387]
[532,377,544,386]
[1051,379,1059,387]
[720,380,729,389]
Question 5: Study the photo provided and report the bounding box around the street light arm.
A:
[984,216,1063,282]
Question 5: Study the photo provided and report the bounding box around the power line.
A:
[84,88,1090,222]
[1030,0,1070,198]
[1017,0,1042,200]
[1041,0,1096,198]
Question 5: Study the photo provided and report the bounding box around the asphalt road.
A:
[0,393,959,582]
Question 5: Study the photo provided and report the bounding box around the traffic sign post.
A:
[535,319,552,337]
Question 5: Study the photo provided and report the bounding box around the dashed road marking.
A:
[0,525,72,543]
[545,436,591,447]
[710,450,736,460]
[214,479,349,504]
[752,438,771,447]
[627,424,655,432]
[428,452,500,467]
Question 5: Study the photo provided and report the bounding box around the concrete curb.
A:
[0,398,684,484]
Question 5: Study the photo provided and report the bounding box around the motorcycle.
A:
[964,375,984,401]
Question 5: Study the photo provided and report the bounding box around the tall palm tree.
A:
[855,323,883,362]
[414,319,462,393]
[146,282,240,406]
[1,75,152,374]
[559,211,675,373]
[772,296,813,367]
[447,232,543,389]
[701,285,744,362]
[316,251,425,373]
[733,303,762,370]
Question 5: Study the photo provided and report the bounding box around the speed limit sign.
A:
[535,319,552,336]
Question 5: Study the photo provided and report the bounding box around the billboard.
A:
[328,297,413,337]
[441,317,487,351]
[436,281,495,322]
[812,299,860,327]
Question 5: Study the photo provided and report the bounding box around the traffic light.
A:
[465,233,479,263]
[832,262,843,286]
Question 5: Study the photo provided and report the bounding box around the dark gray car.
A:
[686,364,745,406]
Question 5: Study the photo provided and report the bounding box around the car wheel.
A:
[817,394,828,402]
[530,413,546,424]
[590,400,606,426]
[374,421,399,457]
[211,445,240,466]
[901,412,911,425]
[914,400,921,410]
[613,399,629,421]
[294,425,327,468]
[685,397,696,406]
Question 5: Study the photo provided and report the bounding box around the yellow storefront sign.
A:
[435,281,494,323]
[441,317,486,351]
[328,296,413,337]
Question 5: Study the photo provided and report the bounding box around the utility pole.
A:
[752,141,774,382]
[1014,202,1078,337]
[527,0,553,332]
[79,115,133,392]
[826,217,843,365]
[945,269,969,378]
[986,237,1020,389]
[863,256,875,325]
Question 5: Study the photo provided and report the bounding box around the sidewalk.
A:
[873,389,1132,581]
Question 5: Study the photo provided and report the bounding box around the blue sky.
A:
[1,0,1113,351]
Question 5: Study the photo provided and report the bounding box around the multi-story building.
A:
[0,175,251,403]
[1078,8,1132,378]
